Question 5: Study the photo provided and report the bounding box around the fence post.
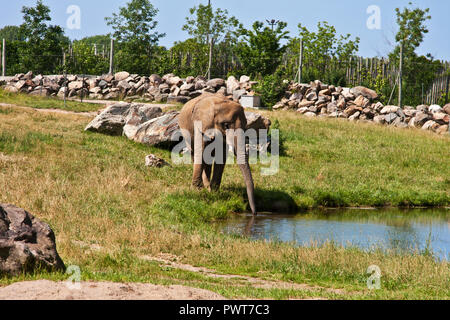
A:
[2,38,5,77]
[298,38,303,83]
[109,38,115,74]
[207,38,213,80]
[398,42,403,108]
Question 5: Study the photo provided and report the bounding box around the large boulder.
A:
[123,105,163,139]
[0,204,65,276]
[206,78,225,89]
[85,103,131,135]
[245,112,272,131]
[132,111,180,146]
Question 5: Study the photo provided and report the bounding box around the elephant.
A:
[178,93,257,215]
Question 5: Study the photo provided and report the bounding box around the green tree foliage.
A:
[14,0,68,74]
[0,26,23,41]
[236,21,289,77]
[105,0,165,74]
[285,21,359,85]
[389,2,442,106]
[65,42,109,75]
[178,3,242,77]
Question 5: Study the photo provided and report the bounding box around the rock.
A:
[167,96,190,104]
[123,105,163,139]
[342,88,355,100]
[354,95,370,108]
[414,112,430,127]
[245,112,271,131]
[114,71,130,82]
[132,111,180,146]
[233,89,246,101]
[385,113,398,124]
[436,125,449,135]
[432,112,450,124]
[240,75,250,83]
[226,76,240,95]
[416,105,428,113]
[429,105,442,113]
[298,100,315,108]
[168,76,183,87]
[0,204,65,276]
[29,88,50,97]
[344,105,362,117]
[380,106,399,114]
[145,154,170,168]
[305,91,318,101]
[4,85,19,93]
[195,80,207,91]
[85,103,131,135]
[206,78,225,89]
[68,81,84,91]
[349,111,360,121]
[148,74,161,86]
[443,104,450,115]
[180,83,195,92]
[350,86,379,100]
[303,112,317,118]
[186,76,195,84]
[421,120,437,131]
[373,115,386,124]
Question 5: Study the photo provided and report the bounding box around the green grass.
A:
[0,104,448,299]
[0,88,102,112]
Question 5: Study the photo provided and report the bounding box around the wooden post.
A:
[109,39,114,74]
[298,38,303,83]
[2,39,5,77]
[399,42,403,108]
[207,38,213,80]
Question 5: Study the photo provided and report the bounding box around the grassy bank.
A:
[0,88,102,113]
[0,104,448,299]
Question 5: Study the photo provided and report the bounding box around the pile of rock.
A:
[2,71,257,104]
[85,102,271,147]
[273,80,450,135]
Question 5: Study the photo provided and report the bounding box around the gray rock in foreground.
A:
[0,204,65,276]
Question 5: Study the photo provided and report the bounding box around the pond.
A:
[220,208,450,261]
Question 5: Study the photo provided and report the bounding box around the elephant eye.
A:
[222,122,231,130]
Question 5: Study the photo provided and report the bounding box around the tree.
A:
[236,21,289,77]
[181,3,242,77]
[16,0,68,74]
[0,26,23,41]
[389,3,441,106]
[105,0,165,74]
[285,21,359,85]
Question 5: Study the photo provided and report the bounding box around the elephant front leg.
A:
[210,142,228,191]
[202,164,212,191]
[192,163,204,189]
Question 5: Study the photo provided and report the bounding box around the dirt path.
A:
[141,254,346,296]
[0,101,177,118]
[0,280,225,300]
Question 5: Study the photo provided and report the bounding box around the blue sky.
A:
[1,0,449,60]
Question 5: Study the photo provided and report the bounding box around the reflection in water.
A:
[221,208,450,261]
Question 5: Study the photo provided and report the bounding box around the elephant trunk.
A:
[239,162,257,215]
[232,128,257,215]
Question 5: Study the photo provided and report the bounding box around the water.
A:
[221,208,450,261]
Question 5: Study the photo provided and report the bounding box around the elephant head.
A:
[181,94,257,215]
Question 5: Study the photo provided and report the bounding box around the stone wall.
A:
[273,80,450,135]
[1,71,255,104]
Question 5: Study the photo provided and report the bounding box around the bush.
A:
[254,74,288,108]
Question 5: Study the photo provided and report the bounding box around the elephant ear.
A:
[191,98,218,140]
